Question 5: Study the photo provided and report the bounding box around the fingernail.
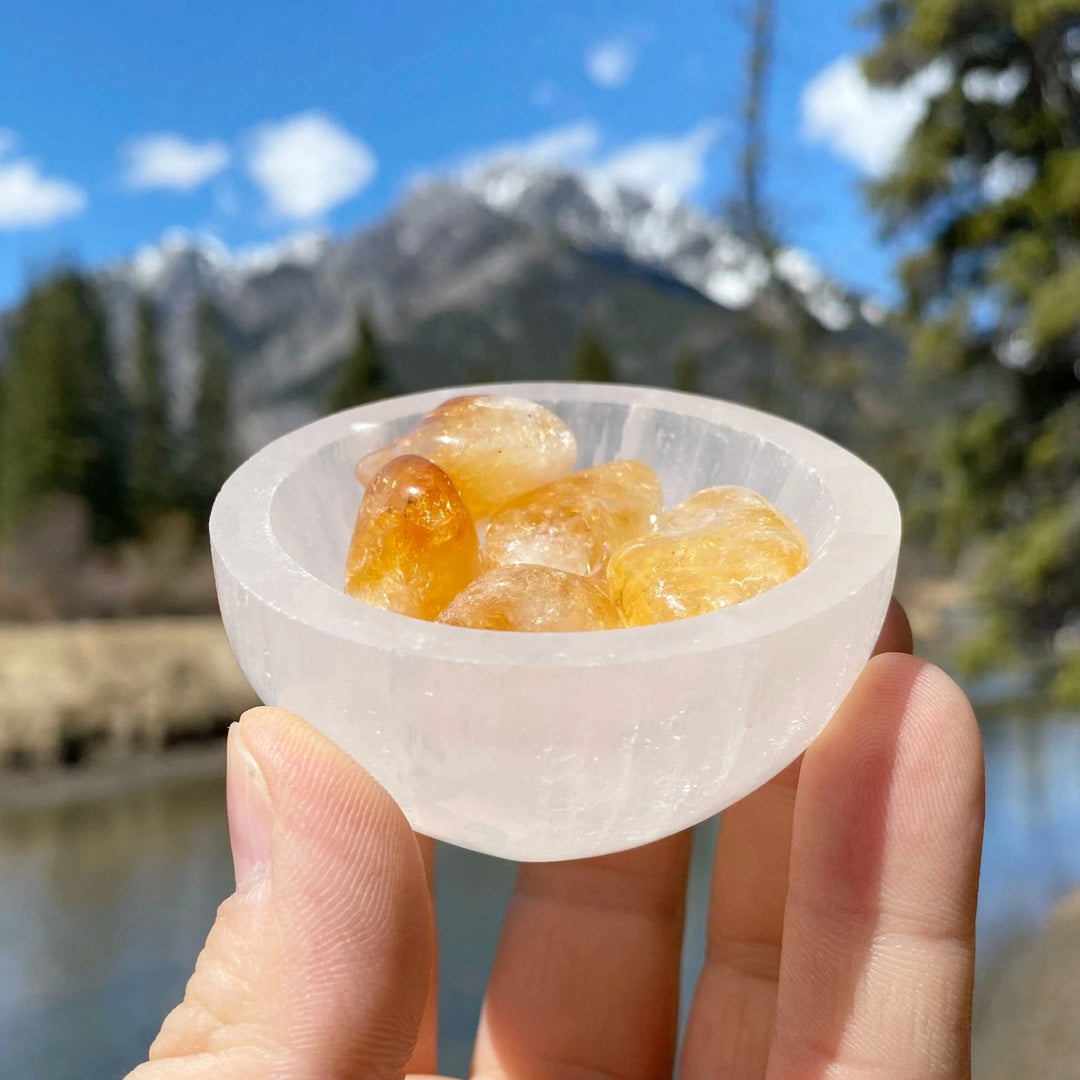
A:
[227,722,273,891]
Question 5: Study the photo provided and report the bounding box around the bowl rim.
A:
[210,382,901,666]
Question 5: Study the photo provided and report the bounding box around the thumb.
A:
[128,708,433,1080]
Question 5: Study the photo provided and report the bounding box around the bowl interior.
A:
[270,397,839,594]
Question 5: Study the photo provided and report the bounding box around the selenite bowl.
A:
[210,383,900,861]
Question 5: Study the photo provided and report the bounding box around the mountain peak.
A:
[118,227,331,295]
[459,158,856,328]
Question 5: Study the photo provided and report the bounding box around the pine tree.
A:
[674,346,701,393]
[326,313,388,413]
[570,329,616,382]
[863,1,1080,698]
[130,295,172,527]
[0,272,129,539]
[186,296,234,526]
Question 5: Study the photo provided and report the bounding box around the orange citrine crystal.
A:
[482,459,662,577]
[346,397,812,630]
[436,564,623,632]
[606,485,809,627]
[345,454,481,621]
[354,395,577,520]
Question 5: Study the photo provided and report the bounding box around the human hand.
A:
[129,600,984,1079]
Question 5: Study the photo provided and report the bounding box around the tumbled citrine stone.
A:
[482,460,662,577]
[355,395,577,520]
[606,485,809,627]
[345,455,481,621]
[658,485,791,532]
[436,564,623,632]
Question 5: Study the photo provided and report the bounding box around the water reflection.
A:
[0,712,1077,1079]
[979,714,1080,959]
[0,778,233,1080]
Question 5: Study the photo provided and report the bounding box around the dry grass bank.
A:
[0,617,257,768]
[0,563,971,773]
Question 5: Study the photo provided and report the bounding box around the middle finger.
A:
[471,831,693,1080]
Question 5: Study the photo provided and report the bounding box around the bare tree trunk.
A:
[736,0,777,252]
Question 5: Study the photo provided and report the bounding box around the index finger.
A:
[767,654,984,1078]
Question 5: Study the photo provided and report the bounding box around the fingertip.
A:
[801,653,984,919]
[235,705,324,776]
[237,703,298,732]
[235,706,417,840]
[872,597,914,657]
[906,657,985,815]
[817,652,984,804]
[235,704,433,1013]
[860,653,983,785]
[234,705,312,790]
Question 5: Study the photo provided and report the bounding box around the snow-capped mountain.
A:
[36,161,900,454]
[463,159,870,330]
[127,228,331,292]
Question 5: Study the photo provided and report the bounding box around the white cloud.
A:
[0,133,86,229]
[247,111,376,220]
[461,122,601,174]
[801,55,950,176]
[590,121,720,203]
[586,38,637,89]
[122,133,229,191]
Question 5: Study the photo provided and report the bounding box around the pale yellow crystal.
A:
[436,564,623,632]
[355,395,577,520]
[482,460,662,577]
[606,485,809,626]
[345,455,481,621]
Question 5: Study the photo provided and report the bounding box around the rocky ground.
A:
[973,889,1080,1079]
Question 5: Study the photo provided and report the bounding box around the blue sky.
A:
[0,0,933,307]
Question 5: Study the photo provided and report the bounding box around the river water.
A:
[1,710,1078,1079]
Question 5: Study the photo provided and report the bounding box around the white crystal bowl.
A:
[211,383,900,861]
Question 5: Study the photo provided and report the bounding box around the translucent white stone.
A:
[211,384,900,861]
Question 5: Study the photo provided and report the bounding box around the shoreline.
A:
[973,890,1080,1078]
[0,738,226,815]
